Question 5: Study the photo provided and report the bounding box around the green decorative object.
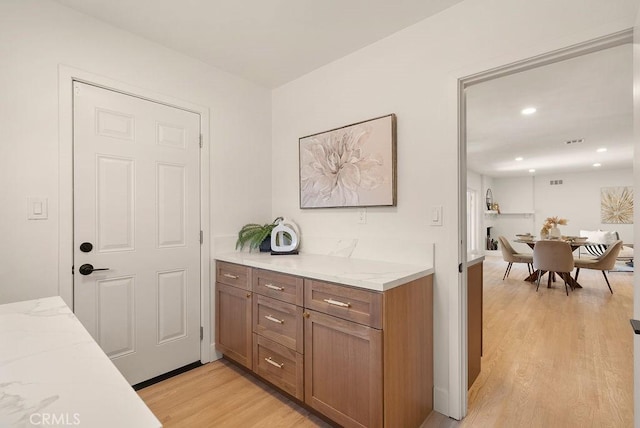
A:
[235,217,284,252]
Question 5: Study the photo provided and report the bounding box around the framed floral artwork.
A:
[299,114,397,208]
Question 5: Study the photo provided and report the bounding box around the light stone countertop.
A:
[215,252,434,291]
[467,253,486,267]
[0,296,161,428]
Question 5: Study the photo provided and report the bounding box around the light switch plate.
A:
[28,197,48,220]
[430,206,443,226]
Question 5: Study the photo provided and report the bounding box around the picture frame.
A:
[601,186,633,224]
[299,113,397,209]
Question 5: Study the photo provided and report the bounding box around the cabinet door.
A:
[304,310,382,428]
[215,282,252,369]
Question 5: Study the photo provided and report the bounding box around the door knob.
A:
[79,264,109,276]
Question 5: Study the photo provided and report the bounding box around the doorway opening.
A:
[458,29,634,422]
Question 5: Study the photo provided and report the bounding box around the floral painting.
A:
[601,186,633,224]
[299,114,396,208]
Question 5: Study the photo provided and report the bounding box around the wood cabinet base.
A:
[216,261,434,427]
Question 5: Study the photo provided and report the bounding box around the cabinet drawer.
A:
[253,334,304,401]
[253,294,303,353]
[252,269,303,305]
[216,261,250,289]
[304,279,382,329]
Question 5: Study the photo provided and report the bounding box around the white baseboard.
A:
[209,344,222,362]
[433,386,449,416]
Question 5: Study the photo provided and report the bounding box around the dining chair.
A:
[498,236,533,280]
[574,240,623,294]
[533,240,575,296]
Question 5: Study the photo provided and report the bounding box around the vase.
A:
[549,226,561,239]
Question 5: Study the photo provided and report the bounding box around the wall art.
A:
[299,114,396,208]
[601,186,633,224]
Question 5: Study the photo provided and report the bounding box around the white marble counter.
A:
[467,253,485,267]
[0,296,161,428]
[215,252,433,291]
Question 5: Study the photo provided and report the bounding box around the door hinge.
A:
[199,134,203,148]
[200,230,203,244]
[200,326,204,340]
[71,265,74,275]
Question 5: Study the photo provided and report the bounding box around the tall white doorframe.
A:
[455,29,633,419]
[58,65,212,363]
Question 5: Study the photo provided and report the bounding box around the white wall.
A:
[485,169,633,254]
[0,0,272,304]
[492,177,535,213]
[534,169,634,241]
[271,0,638,417]
[487,176,536,251]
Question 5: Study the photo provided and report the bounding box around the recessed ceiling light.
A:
[515,157,524,161]
[521,107,537,115]
[593,163,602,167]
[596,148,607,153]
[529,169,536,173]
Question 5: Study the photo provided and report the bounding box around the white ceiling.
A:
[52,0,464,88]
[51,1,633,178]
[466,44,633,178]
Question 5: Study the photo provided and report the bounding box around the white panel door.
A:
[73,82,201,385]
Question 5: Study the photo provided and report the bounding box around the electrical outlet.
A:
[357,208,367,224]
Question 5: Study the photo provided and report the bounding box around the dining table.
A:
[513,238,594,289]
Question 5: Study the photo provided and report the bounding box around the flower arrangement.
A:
[540,216,568,238]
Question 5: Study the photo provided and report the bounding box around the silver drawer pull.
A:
[264,283,284,291]
[223,273,239,279]
[264,314,284,324]
[264,357,283,369]
[323,298,351,308]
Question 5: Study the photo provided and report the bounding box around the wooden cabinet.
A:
[252,268,303,306]
[253,334,304,399]
[215,281,252,369]
[306,276,433,428]
[251,268,305,400]
[304,279,382,328]
[215,260,433,427]
[304,308,383,428]
[467,260,483,388]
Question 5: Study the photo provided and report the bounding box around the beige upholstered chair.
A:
[574,240,623,294]
[498,236,533,280]
[533,240,575,296]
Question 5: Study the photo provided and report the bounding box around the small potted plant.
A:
[236,217,283,252]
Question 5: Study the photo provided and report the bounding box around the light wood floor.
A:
[138,360,332,427]
[139,256,633,427]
